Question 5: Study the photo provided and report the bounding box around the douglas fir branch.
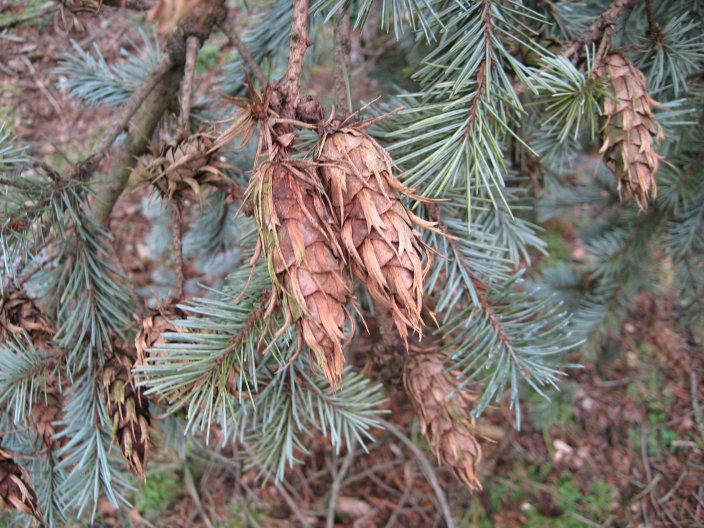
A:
[1,0,702,526]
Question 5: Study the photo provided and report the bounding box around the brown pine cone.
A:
[131,134,228,201]
[403,346,482,491]
[250,160,354,389]
[101,351,151,475]
[317,126,435,343]
[599,52,664,210]
[31,390,66,453]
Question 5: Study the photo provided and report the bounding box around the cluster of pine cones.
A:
[239,99,484,490]
[0,291,151,525]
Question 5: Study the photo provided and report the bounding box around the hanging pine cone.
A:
[599,52,664,210]
[31,390,66,453]
[317,124,435,343]
[135,308,186,366]
[0,447,43,523]
[403,345,482,491]
[249,160,354,389]
[0,290,52,342]
[101,351,151,475]
[134,308,187,403]
[131,133,228,201]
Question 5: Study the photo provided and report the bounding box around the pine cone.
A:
[31,390,65,453]
[317,126,434,343]
[251,161,354,388]
[403,347,482,491]
[135,309,187,403]
[131,134,227,201]
[101,351,151,475]
[0,447,43,523]
[135,309,186,366]
[600,52,664,210]
[0,290,52,342]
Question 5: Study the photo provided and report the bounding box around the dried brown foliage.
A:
[317,125,434,343]
[600,52,664,210]
[403,346,482,491]
[102,351,151,475]
[0,447,42,523]
[249,160,354,388]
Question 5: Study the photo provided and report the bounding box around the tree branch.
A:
[561,0,643,59]
[170,201,185,301]
[333,11,352,116]
[281,0,312,119]
[91,67,182,225]
[80,53,175,179]
[465,0,492,137]
[89,0,226,225]
[217,13,268,87]
[378,419,455,528]
[179,35,200,137]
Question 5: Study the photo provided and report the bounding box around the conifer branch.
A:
[91,67,182,225]
[170,202,185,301]
[281,0,312,118]
[90,1,226,225]
[333,11,352,116]
[218,14,268,87]
[179,35,200,137]
[562,0,643,59]
[465,0,492,137]
[81,53,175,177]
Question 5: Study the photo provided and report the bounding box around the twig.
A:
[91,66,183,224]
[383,468,415,528]
[21,56,69,129]
[691,373,704,442]
[640,427,682,527]
[326,443,357,528]
[379,419,455,528]
[179,35,200,138]
[281,0,312,118]
[102,0,156,8]
[333,11,352,116]
[85,53,174,172]
[218,14,267,86]
[561,0,643,59]
[170,201,185,300]
[0,177,32,191]
[0,2,54,30]
[644,0,663,42]
[183,466,214,528]
[239,443,314,528]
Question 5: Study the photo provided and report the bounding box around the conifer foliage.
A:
[1,0,703,525]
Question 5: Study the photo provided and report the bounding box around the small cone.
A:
[131,133,228,201]
[317,125,434,343]
[0,447,43,523]
[600,52,664,210]
[135,308,186,367]
[31,389,65,453]
[102,350,151,475]
[403,345,482,491]
[249,160,354,388]
[0,290,52,342]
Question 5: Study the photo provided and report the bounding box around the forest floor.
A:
[1,3,703,527]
